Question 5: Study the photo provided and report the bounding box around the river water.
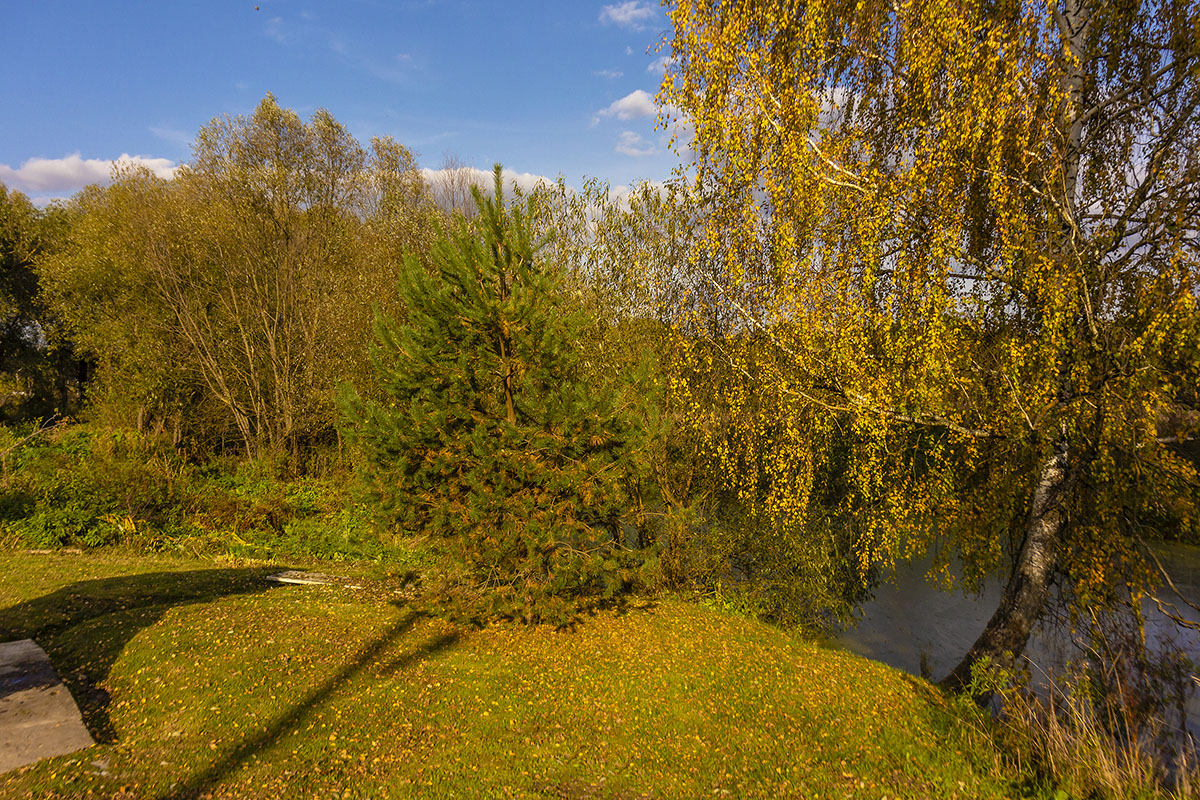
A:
[832,541,1200,737]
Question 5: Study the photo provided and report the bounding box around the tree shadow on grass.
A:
[1,567,462,798]
[0,567,281,743]
[156,609,458,800]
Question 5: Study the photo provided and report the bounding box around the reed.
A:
[961,655,1198,799]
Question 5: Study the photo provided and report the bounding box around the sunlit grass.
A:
[1,553,1024,799]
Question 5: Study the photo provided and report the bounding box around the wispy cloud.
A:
[261,12,417,84]
[647,55,675,75]
[264,16,290,44]
[669,117,695,157]
[592,69,624,80]
[150,126,192,146]
[362,52,416,83]
[0,153,178,195]
[599,2,656,31]
[615,131,656,157]
[595,89,658,121]
[420,165,557,197]
[406,130,460,148]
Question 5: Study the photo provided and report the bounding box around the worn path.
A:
[0,639,93,773]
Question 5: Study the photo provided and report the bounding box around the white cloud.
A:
[150,126,192,146]
[0,153,178,195]
[647,55,675,75]
[264,16,289,44]
[670,117,696,157]
[596,89,658,121]
[625,46,633,56]
[362,52,417,83]
[610,179,670,208]
[615,131,656,157]
[653,102,695,158]
[592,69,624,79]
[420,165,557,198]
[599,2,656,30]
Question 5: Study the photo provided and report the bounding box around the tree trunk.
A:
[940,0,1091,698]
[941,439,1072,694]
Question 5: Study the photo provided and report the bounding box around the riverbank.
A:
[835,546,1200,742]
[0,552,1035,799]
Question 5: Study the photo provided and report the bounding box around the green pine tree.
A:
[344,165,645,624]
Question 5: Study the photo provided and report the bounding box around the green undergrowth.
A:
[0,424,416,565]
[0,552,1043,799]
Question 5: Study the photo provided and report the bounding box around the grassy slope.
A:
[0,554,1020,799]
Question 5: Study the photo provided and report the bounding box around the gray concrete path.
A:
[0,639,93,773]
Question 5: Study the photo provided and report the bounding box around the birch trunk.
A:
[940,0,1092,697]
[941,440,1071,693]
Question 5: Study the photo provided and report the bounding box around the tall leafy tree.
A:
[663,0,1200,684]
[36,169,188,435]
[0,184,83,419]
[39,96,434,455]
[529,177,864,623]
[345,167,646,624]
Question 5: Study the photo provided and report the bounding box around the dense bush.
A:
[36,96,436,457]
[0,425,189,549]
[0,422,402,563]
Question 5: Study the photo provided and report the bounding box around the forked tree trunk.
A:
[941,439,1072,694]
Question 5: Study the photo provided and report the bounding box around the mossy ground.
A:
[0,553,1025,799]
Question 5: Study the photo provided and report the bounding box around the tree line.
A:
[1,0,1198,700]
[30,96,436,457]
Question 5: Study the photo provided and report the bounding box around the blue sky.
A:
[1,1,682,203]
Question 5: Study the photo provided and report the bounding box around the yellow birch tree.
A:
[662,0,1200,684]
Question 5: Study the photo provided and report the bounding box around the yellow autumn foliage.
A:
[658,0,1200,615]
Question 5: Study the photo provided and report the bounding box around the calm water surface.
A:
[833,542,1200,736]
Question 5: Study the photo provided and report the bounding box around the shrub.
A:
[0,423,408,564]
[0,425,192,549]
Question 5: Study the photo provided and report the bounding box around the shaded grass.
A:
[0,553,1028,799]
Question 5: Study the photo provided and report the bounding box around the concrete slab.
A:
[265,570,361,588]
[0,639,94,773]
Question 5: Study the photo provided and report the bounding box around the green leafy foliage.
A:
[0,426,191,549]
[0,183,85,421]
[36,95,436,457]
[0,422,406,563]
[344,166,649,624]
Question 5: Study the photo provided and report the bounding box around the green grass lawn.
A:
[0,553,1025,799]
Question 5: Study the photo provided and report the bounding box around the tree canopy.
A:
[0,185,82,420]
[662,0,1200,682]
[38,95,436,456]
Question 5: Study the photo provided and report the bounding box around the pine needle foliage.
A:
[344,166,644,624]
